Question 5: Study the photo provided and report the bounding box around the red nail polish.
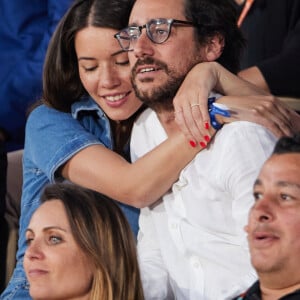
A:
[199,141,206,148]
[204,122,210,130]
[189,140,196,148]
[204,135,210,142]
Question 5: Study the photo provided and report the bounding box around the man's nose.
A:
[251,196,274,223]
[132,30,155,58]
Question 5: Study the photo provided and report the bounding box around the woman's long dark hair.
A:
[43,0,135,112]
[43,0,144,159]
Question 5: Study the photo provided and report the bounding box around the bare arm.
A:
[238,66,270,93]
[62,132,200,208]
[173,61,293,143]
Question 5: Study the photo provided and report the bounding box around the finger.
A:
[174,109,198,144]
[197,102,211,131]
[225,107,293,137]
[266,96,292,123]
[254,96,293,130]
[251,104,293,136]
[175,106,210,147]
[188,105,208,142]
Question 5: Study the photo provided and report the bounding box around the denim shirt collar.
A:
[71,96,113,149]
[71,96,106,120]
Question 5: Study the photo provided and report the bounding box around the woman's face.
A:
[24,200,94,300]
[75,26,142,121]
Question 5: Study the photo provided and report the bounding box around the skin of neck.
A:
[156,110,179,137]
[155,103,225,136]
[259,272,300,300]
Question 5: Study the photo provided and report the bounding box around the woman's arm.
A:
[62,131,200,208]
[173,61,293,143]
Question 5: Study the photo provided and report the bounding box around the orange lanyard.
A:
[237,0,255,27]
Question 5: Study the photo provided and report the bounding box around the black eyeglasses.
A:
[114,18,196,51]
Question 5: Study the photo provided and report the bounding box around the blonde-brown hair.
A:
[41,183,144,300]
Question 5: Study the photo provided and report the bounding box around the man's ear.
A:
[204,34,225,61]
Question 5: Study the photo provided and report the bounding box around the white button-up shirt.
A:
[131,108,277,300]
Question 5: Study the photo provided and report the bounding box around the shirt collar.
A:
[71,96,105,120]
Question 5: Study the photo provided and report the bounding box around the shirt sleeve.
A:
[25,105,102,182]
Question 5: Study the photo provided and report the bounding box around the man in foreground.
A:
[233,133,300,300]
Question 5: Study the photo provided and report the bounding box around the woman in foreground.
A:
[24,183,143,300]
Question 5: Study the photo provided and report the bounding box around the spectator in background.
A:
[0,0,73,151]
[233,0,300,98]
[232,133,300,300]
[24,183,144,300]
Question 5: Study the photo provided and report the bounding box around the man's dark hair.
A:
[184,0,245,73]
[273,132,300,154]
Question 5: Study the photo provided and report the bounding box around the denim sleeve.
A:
[24,105,103,182]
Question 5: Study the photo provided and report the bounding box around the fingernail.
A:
[199,141,206,148]
[189,140,197,148]
[204,135,210,142]
[204,122,210,130]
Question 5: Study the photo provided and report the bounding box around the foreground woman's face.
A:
[24,200,93,300]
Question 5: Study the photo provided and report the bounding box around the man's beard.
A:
[131,57,187,113]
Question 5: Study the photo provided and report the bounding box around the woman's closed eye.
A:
[115,59,129,66]
[83,65,98,72]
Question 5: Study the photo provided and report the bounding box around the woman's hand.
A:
[173,62,218,146]
[217,95,294,138]
[173,61,295,141]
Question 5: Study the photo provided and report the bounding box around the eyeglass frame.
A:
[114,18,197,51]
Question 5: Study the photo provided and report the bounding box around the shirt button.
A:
[190,256,200,268]
[171,223,178,229]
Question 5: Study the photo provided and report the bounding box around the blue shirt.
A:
[1,98,140,299]
[0,0,73,151]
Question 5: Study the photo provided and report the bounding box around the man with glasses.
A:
[115,0,279,299]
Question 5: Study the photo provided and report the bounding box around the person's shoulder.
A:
[26,104,82,137]
[28,104,72,122]
[213,121,277,151]
[219,121,275,138]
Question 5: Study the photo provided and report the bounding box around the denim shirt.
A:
[1,97,139,299]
